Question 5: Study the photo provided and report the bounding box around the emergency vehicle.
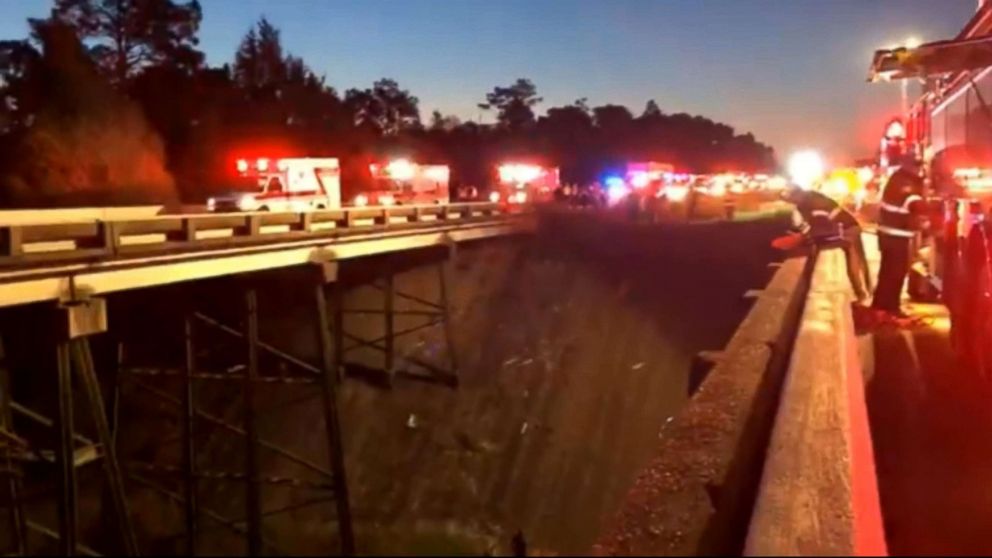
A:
[868,7,992,374]
[492,163,559,205]
[627,162,692,201]
[357,159,450,206]
[207,157,341,212]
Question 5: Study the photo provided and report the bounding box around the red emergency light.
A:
[236,157,288,174]
[884,118,906,140]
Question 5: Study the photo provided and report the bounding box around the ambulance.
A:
[492,163,560,204]
[355,159,450,206]
[207,157,341,212]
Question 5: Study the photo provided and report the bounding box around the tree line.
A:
[0,0,777,207]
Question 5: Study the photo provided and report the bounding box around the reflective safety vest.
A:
[878,167,924,238]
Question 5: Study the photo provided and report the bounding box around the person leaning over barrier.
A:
[774,182,872,304]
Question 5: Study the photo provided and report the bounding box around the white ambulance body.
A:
[207,157,341,212]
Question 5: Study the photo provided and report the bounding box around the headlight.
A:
[207,197,217,211]
[607,183,629,204]
[511,192,527,204]
[354,194,368,207]
[379,194,395,206]
[666,186,689,202]
[237,194,257,211]
[489,191,501,203]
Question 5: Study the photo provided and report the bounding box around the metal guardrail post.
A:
[99,222,118,256]
[182,219,197,243]
[0,227,22,258]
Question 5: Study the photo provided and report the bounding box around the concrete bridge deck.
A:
[0,203,531,307]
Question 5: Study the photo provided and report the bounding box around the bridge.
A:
[0,205,960,556]
[0,202,532,556]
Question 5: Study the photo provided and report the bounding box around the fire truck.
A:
[868,5,992,374]
[625,162,691,202]
[207,157,341,212]
[493,163,560,204]
[357,159,450,206]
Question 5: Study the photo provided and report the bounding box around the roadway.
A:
[859,233,992,555]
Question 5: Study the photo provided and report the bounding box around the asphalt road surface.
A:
[861,234,992,555]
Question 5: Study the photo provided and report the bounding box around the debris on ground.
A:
[455,431,500,454]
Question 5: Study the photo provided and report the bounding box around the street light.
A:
[787,150,826,190]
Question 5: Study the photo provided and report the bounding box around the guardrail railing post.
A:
[182,218,197,243]
[299,212,313,233]
[1,227,23,258]
[98,222,118,256]
[377,209,390,226]
[240,215,261,237]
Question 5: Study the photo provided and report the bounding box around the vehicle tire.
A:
[961,227,992,379]
[316,204,326,210]
[258,206,269,212]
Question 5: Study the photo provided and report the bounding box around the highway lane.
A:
[860,233,992,555]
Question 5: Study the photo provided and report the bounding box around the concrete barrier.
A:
[745,248,886,556]
[0,206,164,225]
[594,254,814,556]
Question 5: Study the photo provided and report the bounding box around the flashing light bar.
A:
[498,164,544,184]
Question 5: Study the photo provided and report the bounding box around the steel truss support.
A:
[114,267,354,556]
[0,297,139,556]
[340,254,460,388]
[0,337,26,556]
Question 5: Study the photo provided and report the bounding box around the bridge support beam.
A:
[312,263,355,555]
[0,297,139,556]
[242,289,263,557]
[339,251,460,389]
[0,337,26,556]
[109,271,355,556]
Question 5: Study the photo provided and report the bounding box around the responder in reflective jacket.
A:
[872,155,926,317]
[782,185,872,303]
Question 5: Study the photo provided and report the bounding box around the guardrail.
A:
[0,202,516,267]
[0,205,166,226]
[594,255,814,556]
[745,247,887,556]
[0,202,531,308]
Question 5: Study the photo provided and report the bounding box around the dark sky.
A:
[0,0,980,163]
